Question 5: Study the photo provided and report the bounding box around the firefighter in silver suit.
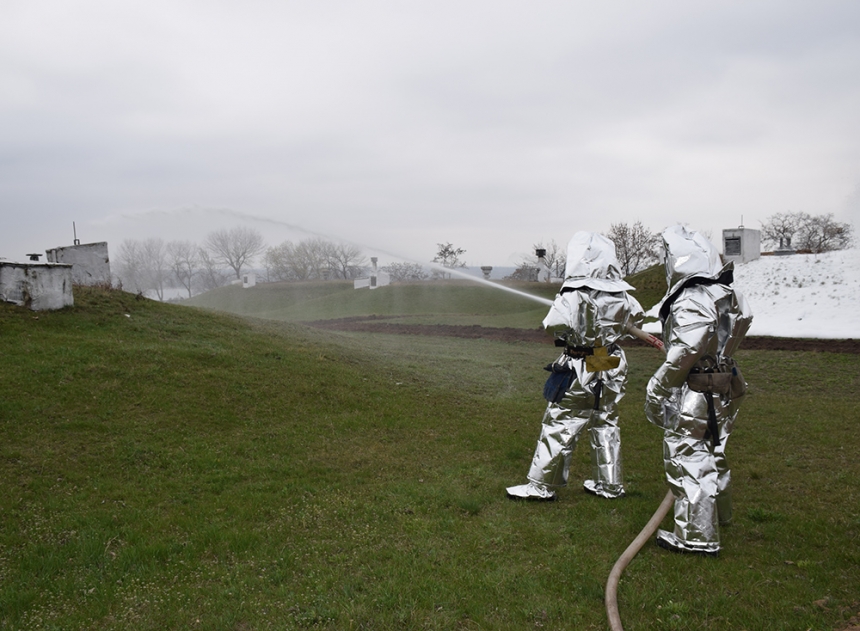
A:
[507,232,644,501]
[645,225,753,556]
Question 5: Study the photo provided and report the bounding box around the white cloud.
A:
[2,0,859,264]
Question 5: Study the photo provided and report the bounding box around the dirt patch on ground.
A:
[303,316,860,354]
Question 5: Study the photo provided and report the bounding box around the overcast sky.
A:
[2,0,859,267]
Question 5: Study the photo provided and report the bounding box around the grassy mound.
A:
[625,264,666,312]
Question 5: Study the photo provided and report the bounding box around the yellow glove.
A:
[585,346,621,372]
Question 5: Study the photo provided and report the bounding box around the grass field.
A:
[1,284,858,630]
[184,279,560,327]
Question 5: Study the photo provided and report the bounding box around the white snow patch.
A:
[643,248,860,339]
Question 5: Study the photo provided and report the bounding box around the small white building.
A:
[242,271,256,288]
[0,262,74,310]
[722,228,761,264]
[354,257,390,290]
[45,241,111,286]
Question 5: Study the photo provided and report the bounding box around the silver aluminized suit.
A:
[507,232,644,501]
[645,225,753,556]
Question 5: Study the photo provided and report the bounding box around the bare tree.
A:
[505,263,539,281]
[795,213,853,252]
[432,242,466,279]
[264,238,349,281]
[761,211,853,252]
[142,238,169,300]
[270,241,309,281]
[166,240,201,298]
[760,212,805,250]
[198,248,229,291]
[327,242,367,280]
[605,221,659,276]
[381,262,428,282]
[293,238,330,280]
[539,240,566,279]
[263,242,294,282]
[114,239,146,293]
[509,240,565,281]
[114,238,169,299]
[204,226,266,280]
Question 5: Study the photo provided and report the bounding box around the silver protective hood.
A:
[560,232,634,293]
[661,225,730,303]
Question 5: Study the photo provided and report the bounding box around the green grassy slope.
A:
[625,263,666,313]
[1,286,858,630]
[186,279,560,327]
[183,272,666,328]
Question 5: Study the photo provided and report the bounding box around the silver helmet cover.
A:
[559,231,635,293]
[543,232,643,345]
[660,224,730,305]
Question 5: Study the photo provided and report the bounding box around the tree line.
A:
[114,233,481,299]
[115,212,853,299]
[114,227,368,299]
[758,212,852,253]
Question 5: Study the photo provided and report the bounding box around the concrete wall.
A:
[722,228,761,264]
[0,262,74,311]
[45,242,111,286]
[354,270,390,290]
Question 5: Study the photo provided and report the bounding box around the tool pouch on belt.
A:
[687,371,732,395]
[687,358,746,400]
[543,361,575,404]
[686,356,746,447]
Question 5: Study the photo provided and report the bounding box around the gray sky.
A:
[2,0,859,267]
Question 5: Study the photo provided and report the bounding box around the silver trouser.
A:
[527,352,626,496]
[662,388,736,551]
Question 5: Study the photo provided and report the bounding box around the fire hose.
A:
[626,324,664,353]
[603,325,671,631]
[605,490,675,631]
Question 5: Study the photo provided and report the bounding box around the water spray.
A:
[424,261,557,306]
[111,206,669,351]
[111,205,566,307]
[117,205,672,629]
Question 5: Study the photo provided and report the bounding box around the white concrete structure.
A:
[722,228,761,264]
[535,248,551,282]
[354,257,390,290]
[45,242,111,286]
[0,262,74,310]
[242,271,256,288]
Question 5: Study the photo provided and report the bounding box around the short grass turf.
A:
[1,285,858,630]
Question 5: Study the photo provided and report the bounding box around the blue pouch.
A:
[543,363,575,403]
